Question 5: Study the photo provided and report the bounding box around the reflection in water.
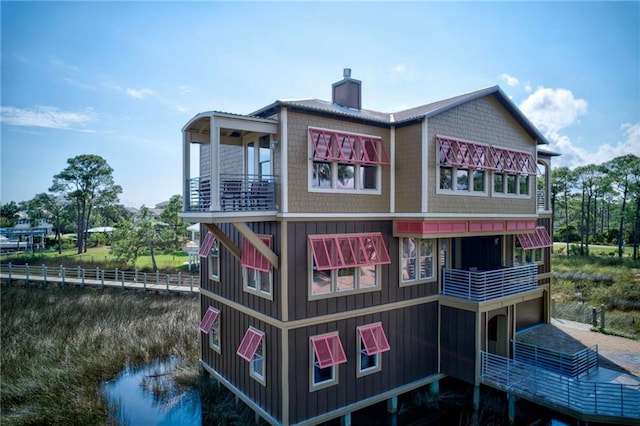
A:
[102,357,200,426]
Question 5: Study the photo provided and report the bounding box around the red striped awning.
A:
[359,323,391,355]
[517,226,553,249]
[309,127,390,165]
[198,232,216,258]
[311,333,347,369]
[309,233,391,271]
[236,327,264,362]
[199,307,219,334]
[241,235,272,272]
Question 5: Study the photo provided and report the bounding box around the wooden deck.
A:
[482,351,640,424]
[0,263,199,295]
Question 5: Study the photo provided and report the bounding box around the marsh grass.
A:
[0,286,199,425]
[552,255,640,339]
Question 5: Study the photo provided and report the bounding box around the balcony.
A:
[441,262,538,302]
[186,174,276,213]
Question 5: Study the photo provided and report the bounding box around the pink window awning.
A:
[517,226,553,249]
[309,127,390,166]
[309,233,391,271]
[437,135,536,175]
[241,235,272,272]
[236,327,264,362]
[199,307,219,334]
[198,232,216,258]
[311,334,347,369]
[359,323,391,355]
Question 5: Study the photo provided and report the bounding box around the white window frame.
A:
[309,332,341,391]
[399,237,437,286]
[250,334,266,385]
[209,313,221,353]
[208,239,220,281]
[436,165,488,196]
[309,262,380,299]
[493,172,532,199]
[242,267,273,300]
[308,131,383,194]
[356,326,382,377]
[514,241,543,265]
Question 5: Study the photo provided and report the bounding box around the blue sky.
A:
[1,1,638,208]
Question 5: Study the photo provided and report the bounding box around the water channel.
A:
[103,358,584,425]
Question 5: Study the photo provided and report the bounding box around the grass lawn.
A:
[2,245,197,273]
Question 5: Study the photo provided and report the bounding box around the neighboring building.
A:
[181,70,555,425]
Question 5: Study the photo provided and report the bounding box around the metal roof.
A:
[250,85,549,145]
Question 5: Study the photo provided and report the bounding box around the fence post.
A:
[121,269,125,290]
[42,264,47,286]
[114,268,118,286]
[101,269,105,289]
[156,270,160,285]
[178,272,182,287]
[7,263,12,285]
[190,275,193,294]
[166,274,170,294]
[60,265,65,287]
[26,263,30,287]
[143,272,147,293]
[135,269,138,282]
[77,265,81,280]
[96,267,99,284]
[82,268,85,287]
[592,307,598,327]
[551,297,556,318]
[600,304,606,331]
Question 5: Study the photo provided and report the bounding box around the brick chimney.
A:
[332,68,361,110]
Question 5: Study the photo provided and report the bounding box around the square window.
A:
[519,175,529,195]
[401,237,435,285]
[209,315,221,352]
[312,162,332,188]
[360,341,378,370]
[360,166,377,189]
[337,164,355,189]
[336,267,356,291]
[251,341,264,381]
[310,333,346,390]
[356,323,390,377]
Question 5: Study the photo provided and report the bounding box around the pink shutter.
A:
[236,327,264,362]
[241,235,272,272]
[309,233,391,271]
[311,334,347,368]
[199,307,219,334]
[198,232,216,258]
[359,323,391,355]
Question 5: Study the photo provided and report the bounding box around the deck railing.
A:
[0,263,199,294]
[513,340,599,378]
[441,263,537,302]
[481,351,640,420]
[186,174,276,212]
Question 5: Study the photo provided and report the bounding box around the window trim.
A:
[436,164,488,196]
[309,332,346,391]
[237,326,266,385]
[241,235,273,299]
[399,237,437,286]
[492,171,532,199]
[308,127,386,194]
[356,323,390,377]
[208,239,220,281]
[209,311,221,353]
[199,307,219,333]
[242,267,273,300]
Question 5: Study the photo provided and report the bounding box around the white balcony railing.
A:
[441,263,538,302]
[186,174,276,213]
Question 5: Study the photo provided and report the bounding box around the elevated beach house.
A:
[181,70,555,425]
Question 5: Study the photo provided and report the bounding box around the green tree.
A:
[29,193,69,254]
[51,155,122,254]
[605,154,640,257]
[551,167,577,254]
[0,201,20,228]
[110,206,166,271]
[159,194,185,252]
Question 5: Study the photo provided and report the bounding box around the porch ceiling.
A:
[183,112,278,144]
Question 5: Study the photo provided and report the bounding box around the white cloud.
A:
[178,85,192,95]
[126,88,154,99]
[524,81,532,92]
[0,105,95,131]
[392,64,406,74]
[519,87,588,139]
[499,73,519,87]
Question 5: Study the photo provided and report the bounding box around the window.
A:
[208,239,220,281]
[237,327,265,385]
[437,136,489,195]
[401,237,435,285]
[308,127,388,192]
[357,323,390,377]
[519,175,530,195]
[494,172,531,196]
[309,233,390,298]
[494,173,504,193]
[515,227,552,264]
[310,333,347,390]
[242,235,273,298]
[199,307,221,353]
[438,165,486,194]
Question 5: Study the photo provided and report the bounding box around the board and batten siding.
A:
[200,297,283,422]
[516,297,544,332]
[201,222,282,320]
[285,220,439,322]
[440,306,476,384]
[287,303,438,424]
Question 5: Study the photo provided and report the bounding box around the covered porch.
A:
[181,112,279,216]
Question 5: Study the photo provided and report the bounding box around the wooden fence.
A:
[0,263,200,294]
